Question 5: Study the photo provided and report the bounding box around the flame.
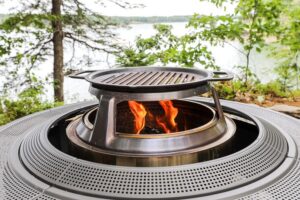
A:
[128,100,179,134]
[157,100,179,133]
[156,119,171,133]
[128,101,147,134]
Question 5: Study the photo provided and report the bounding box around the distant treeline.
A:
[0,14,191,24]
[109,16,191,24]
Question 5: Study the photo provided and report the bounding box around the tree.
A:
[0,82,63,125]
[274,64,296,92]
[188,0,283,85]
[0,0,134,101]
[270,5,300,90]
[116,0,283,84]
[116,24,218,69]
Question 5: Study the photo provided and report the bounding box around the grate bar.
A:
[105,73,125,84]
[186,74,195,82]
[130,72,149,85]
[165,72,178,84]
[147,72,163,85]
[134,72,153,85]
[99,75,116,83]
[141,72,160,85]
[110,73,131,85]
[177,73,186,84]
[158,72,172,85]
[115,72,133,85]
[119,73,139,85]
[169,73,182,84]
[182,74,189,83]
[151,72,166,85]
[122,72,141,85]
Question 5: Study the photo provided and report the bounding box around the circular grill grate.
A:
[97,70,198,86]
[80,67,232,93]
[18,107,287,199]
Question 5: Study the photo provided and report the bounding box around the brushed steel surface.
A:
[74,100,233,153]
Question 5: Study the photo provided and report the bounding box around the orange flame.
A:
[128,101,147,134]
[157,100,179,133]
[156,119,171,133]
[128,100,179,134]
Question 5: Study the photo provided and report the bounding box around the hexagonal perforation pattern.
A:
[18,105,288,199]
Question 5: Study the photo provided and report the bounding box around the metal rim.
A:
[68,116,235,157]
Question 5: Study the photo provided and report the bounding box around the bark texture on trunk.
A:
[52,0,64,102]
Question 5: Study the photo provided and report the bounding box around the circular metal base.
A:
[0,98,298,200]
[66,116,235,166]
[72,101,235,158]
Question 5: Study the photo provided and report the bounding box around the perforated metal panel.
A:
[0,164,40,199]
[0,99,299,200]
[33,195,59,200]
[17,103,287,199]
[0,102,93,200]
[239,159,300,200]
[21,129,72,182]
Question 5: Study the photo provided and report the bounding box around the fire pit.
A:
[65,67,235,166]
[0,66,299,200]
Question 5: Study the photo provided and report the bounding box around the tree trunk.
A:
[245,50,250,85]
[52,0,64,102]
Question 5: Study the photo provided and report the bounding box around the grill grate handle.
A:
[208,71,233,81]
[69,70,97,79]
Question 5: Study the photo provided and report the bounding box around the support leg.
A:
[89,95,116,148]
[211,87,225,122]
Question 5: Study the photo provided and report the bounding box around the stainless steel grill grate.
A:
[70,67,232,93]
[96,71,197,86]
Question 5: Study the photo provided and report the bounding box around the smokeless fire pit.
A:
[0,66,299,200]
[66,67,235,166]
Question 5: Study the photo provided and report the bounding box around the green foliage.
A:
[116,24,218,69]
[117,0,285,85]
[214,79,292,101]
[255,81,287,97]
[116,47,157,67]
[0,0,126,100]
[274,64,297,91]
[189,0,283,84]
[269,5,300,89]
[0,86,62,125]
[188,14,244,45]
[214,80,249,100]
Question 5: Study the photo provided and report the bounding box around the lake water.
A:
[38,22,277,103]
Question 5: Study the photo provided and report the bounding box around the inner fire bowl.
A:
[66,100,236,167]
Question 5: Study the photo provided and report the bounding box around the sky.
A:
[98,0,234,16]
[0,0,234,16]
